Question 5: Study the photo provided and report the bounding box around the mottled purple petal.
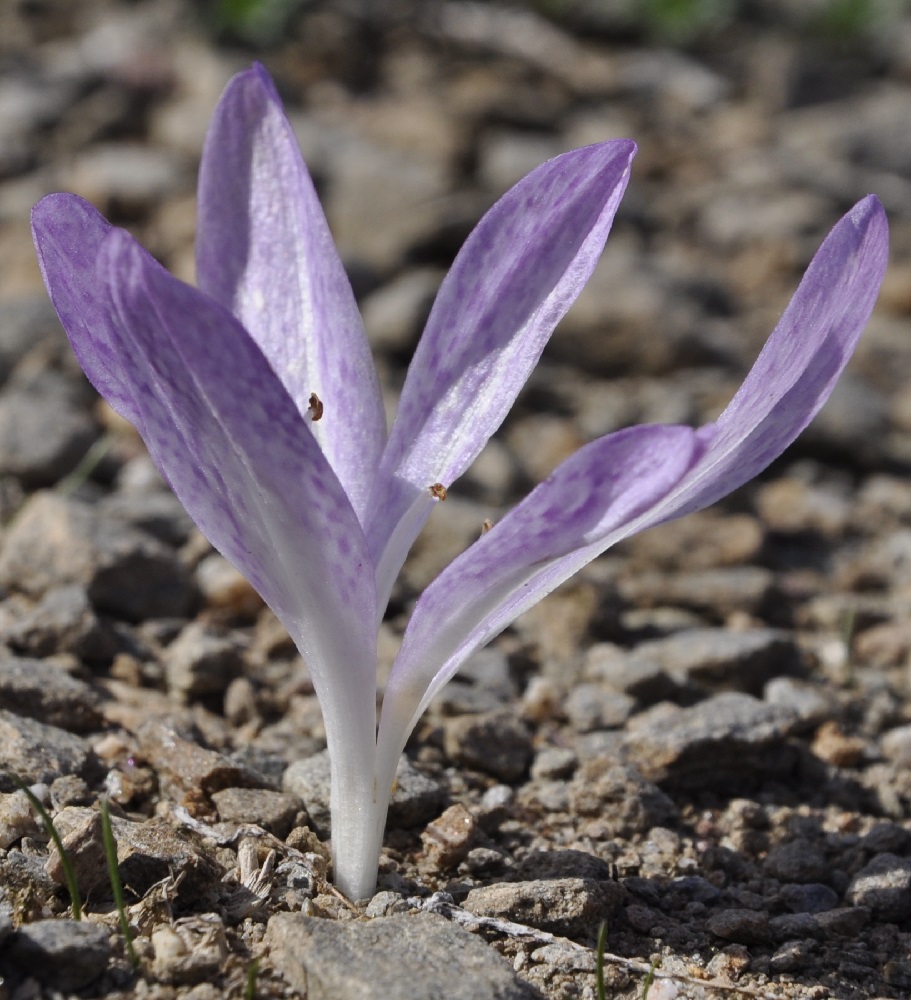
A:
[196,64,385,523]
[367,140,637,603]
[33,198,377,732]
[376,423,701,774]
[636,194,889,529]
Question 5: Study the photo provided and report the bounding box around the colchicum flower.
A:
[32,65,888,901]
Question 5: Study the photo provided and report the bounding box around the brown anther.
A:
[308,392,324,421]
[481,519,494,535]
[429,483,447,501]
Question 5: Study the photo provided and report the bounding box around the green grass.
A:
[100,797,139,969]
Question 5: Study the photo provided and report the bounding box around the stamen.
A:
[429,483,447,501]
[481,518,493,535]
[308,392,324,421]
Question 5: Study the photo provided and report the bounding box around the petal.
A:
[367,139,637,605]
[196,64,386,523]
[376,423,702,782]
[636,194,889,528]
[33,198,377,744]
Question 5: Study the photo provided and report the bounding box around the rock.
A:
[0,373,97,487]
[2,919,111,990]
[0,297,68,385]
[361,268,443,354]
[777,882,839,914]
[846,854,911,921]
[44,807,109,897]
[151,914,228,985]
[582,644,682,704]
[764,677,837,730]
[570,762,677,836]
[283,751,446,839]
[442,711,533,782]
[421,803,479,870]
[512,849,616,882]
[1,584,117,662]
[0,491,196,620]
[530,747,577,781]
[0,710,99,790]
[768,937,817,973]
[633,628,802,694]
[622,693,800,790]
[0,656,103,731]
[565,683,635,731]
[464,878,622,937]
[101,488,195,547]
[618,567,775,620]
[138,722,255,812]
[195,553,262,616]
[0,789,41,849]
[211,787,301,838]
[763,839,830,884]
[266,911,537,1000]
[164,621,245,703]
[706,908,770,944]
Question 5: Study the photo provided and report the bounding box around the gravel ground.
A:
[1,2,911,998]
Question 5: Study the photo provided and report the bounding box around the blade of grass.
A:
[100,797,139,969]
[642,956,661,1000]
[245,957,260,1000]
[596,920,607,1000]
[10,773,82,920]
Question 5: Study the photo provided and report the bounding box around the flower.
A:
[32,64,889,901]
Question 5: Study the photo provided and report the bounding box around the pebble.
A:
[763,838,830,884]
[0,709,98,790]
[846,853,911,921]
[623,693,800,790]
[0,655,103,731]
[442,711,533,782]
[565,683,635,731]
[1,918,111,990]
[266,911,537,1000]
[210,787,301,838]
[0,491,196,620]
[706,907,770,944]
[463,878,623,937]
[0,372,97,487]
[1,584,117,662]
[633,627,801,694]
[421,803,479,870]
[164,621,245,703]
[777,882,839,914]
[361,267,443,354]
[151,914,229,986]
[617,567,775,620]
[570,762,677,836]
[101,488,195,547]
[0,788,41,849]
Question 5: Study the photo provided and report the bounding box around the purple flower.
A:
[32,65,888,901]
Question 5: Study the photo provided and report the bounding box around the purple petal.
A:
[378,423,701,762]
[33,197,377,717]
[196,64,385,523]
[638,194,889,528]
[367,140,637,600]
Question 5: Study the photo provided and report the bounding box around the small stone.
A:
[364,890,410,917]
[777,883,839,914]
[0,710,98,790]
[880,724,911,767]
[421,803,478,870]
[763,839,830,884]
[211,787,301,838]
[4,919,111,990]
[768,938,817,973]
[151,914,228,985]
[0,491,196,620]
[706,908,770,944]
[464,878,623,937]
[570,762,677,836]
[811,721,867,767]
[622,693,799,791]
[530,747,577,781]
[44,807,108,897]
[100,488,195,547]
[2,584,117,662]
[618,567,774,620]
[565,683,635,731]
[361,268,443,353]
[196,553,262,615]
[814,906,870,936]
[846,853,911,921]
[267,911,536,1000]
[442,711,532,782]
[164,621,245,703]
[0,789,41,848]
[0,656,103,731]
[768,913,822,942]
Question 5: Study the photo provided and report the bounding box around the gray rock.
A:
[764,677,837,730]
[2,584,117,662]
[768,913,822,942]
[3,919,111,990]
[164,621,245,703]
[763,839,830,884]
[846,853,911,921]
[706,907,770,944]
[443,711,533,782]
[361,268,443,354]
[570,762,677,836]
[0,656,103,731]
[0,788,41,849]
[0,373,97,487]
[582,644,683,704]
[464,878,622,937]
[0,297,68,385]
[777,882,839,914]
[283,751,446,839]
[623,693,800,791]
[634,628,802,694]
[512,849,616,882]
[0,491,196,620]
[0,710,98,790]
[211,787,301,838]
[101,488,195,547]
[618,567,775,620]
[565,683,635,731]
[266,911,537,1000]
[768,937,818,973]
